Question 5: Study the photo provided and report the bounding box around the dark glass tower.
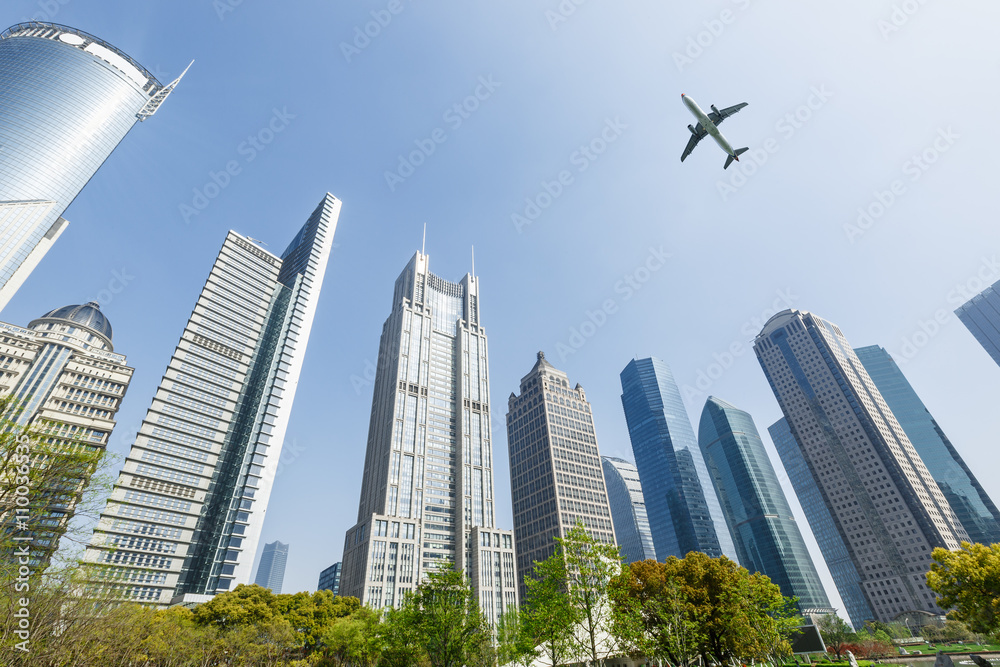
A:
[769,417,874,629]
[602,456,656,563]
[0,22,185,309]
[955,279,1000,367]
[855,345,1000,546]
[754,309,968,622]
[619,357,737,562]
[698,397,832,614]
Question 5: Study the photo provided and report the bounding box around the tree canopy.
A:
[927,542,1000,634]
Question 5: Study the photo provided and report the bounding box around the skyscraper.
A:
[855,345,1000,546]
[0,22,185,309]
[84,194,340,606]
[507,353,616,600]
[619,357,737,562]
[340,251,517,626]
[317,562,342,595]
[754,309,968,621]
[955,279,1000,367]
[769,417,874,629]
[601,457,656,563]
[698,397,833,615]
[0,302,133,568]
[253,541,289,594]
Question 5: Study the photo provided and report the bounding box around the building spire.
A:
[421,223,426,255]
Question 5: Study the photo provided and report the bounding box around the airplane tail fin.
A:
[725,147,749,170]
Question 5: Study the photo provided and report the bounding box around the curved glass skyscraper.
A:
[0,22,184,309]
[698,397,832,615]
[602,456,656,563]
[620,357,737,562]
[854,345,1000,546]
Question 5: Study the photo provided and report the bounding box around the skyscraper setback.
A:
[84,194,340,606]
[507,353,616,600]
[754,309,968,621]
[619,357,737,562]
[0,22,185,309]
[698,397,832,615]
[340,251,517,625]
[854,345,1000,546]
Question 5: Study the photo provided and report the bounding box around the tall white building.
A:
[0,302,133,567]
[341,251,517,624]
[84,194,340,606]
[601,457,655,564]
[754,309,967,622]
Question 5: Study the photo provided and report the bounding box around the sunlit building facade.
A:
[0,302,133,568]
[754,309,968,622]
[340,251,517,622]
[84,195,339,606]
[0,22,184,309]
[955,279,1000,368]
[855,345,1000,546]
[507,353,616,601]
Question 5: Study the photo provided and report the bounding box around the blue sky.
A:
[5,0,1000,614]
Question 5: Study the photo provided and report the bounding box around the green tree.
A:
[405,568,491,667]
[321,607,384,667]
[522,544,580,667]
[559,523,625,667]
[496,606,538,667]
[609,559,700,667]
[927,542,1000,634]
[817,614,856,660]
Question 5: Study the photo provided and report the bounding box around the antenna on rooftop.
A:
[421,223,426,255]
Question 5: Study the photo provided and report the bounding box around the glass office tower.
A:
[769,417,874,629]
[955,279,1000,368]
[317,562,342,595]
[506,353,616,601]
[253,540,289,594]
[0,22,184,309]
[855,345,1000,546]
[754,309,967,622]
[340,251,517,626]
[698,397,833,615]
[602,456,656,563]
[84,194,340,606]
[619,357,737,562]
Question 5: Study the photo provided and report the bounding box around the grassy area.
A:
[917,644,1000,654]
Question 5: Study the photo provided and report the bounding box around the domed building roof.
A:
[28,301,114,350]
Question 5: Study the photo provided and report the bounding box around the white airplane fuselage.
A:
[682,94,736,157]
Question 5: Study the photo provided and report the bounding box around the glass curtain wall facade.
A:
[769,417,874,629]
[754,309,968,622]
[507,353,616,601]
[84,194,339,606]
[317,562,342,595]
[601,456,656,563]
[0,22,182,309]
[955,279,1000,367]
[253,540,289,594]
[340,251,517,622]
[0,302,133,569]
[619,357,737,562]
[854,345,1000,546]
[698,397,832,614]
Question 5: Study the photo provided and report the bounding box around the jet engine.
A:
[688,124,698,135]
[711,104,720,115]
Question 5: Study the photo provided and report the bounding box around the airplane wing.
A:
[708,102,748,126]
[680,123,707,162]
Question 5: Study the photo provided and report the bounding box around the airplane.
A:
[680,94,749,169]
